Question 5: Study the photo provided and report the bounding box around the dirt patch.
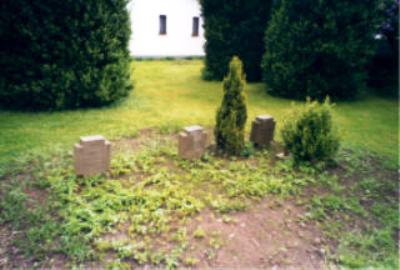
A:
[0,129,327,269]
[0,226,64,270]
[184,199,326,269]
[0,226,19,269]
[1,130,396,269]
[113,128,181,153]
[24,186,47,207]
[114,128,158,152]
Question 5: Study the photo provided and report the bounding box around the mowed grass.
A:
[0,60,398,165]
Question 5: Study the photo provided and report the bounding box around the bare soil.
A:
[1,129,395,269]
[183,199,326,269]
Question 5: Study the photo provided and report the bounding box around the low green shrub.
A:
[281,99,340,163]
[215,56,248,155]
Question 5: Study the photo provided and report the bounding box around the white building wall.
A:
[127,0,205,57]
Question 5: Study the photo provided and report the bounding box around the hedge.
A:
[0,0,132,110]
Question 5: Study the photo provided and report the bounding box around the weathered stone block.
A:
[178,125,208,160]
[250,115,276,147]
[74,135,111,177]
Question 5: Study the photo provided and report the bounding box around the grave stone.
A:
[178,125,208,159]
[250,115,276,147]
[74,135,111,177]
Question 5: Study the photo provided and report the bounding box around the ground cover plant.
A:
[0,131,398,268]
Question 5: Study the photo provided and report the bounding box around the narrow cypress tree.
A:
[215,57,247,155]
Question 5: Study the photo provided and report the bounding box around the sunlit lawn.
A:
[0,60,398,165]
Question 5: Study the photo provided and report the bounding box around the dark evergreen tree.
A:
[0,0,132,110]
[262,0,384,100]
[215,57,247,155]
[379,0,399,54]
[368,0,399,97]
[200,0,273,82]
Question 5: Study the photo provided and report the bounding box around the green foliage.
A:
[0,136,318,265]
[337,228,398,268]
[183,256,200,267]
[310,195,367,220]
[0,134,397,268]
[369,0,399,99]
[0,184,27,225]
[193,227,206,239]
[105,260,131,270]
[0,60,397,167]
[200,0,273,81]
[305,149,399,269]
[372,0,399,93]
[0,0,132,110]
[215,57,248,155]
[281,99,340,163]
[262,0,384,100]
[0,181,63,260]
[209,196,247,214]
[0,143,209,264]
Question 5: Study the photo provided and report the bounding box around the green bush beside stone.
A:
[281,99,340,163]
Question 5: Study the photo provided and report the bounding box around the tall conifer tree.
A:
[215,57,247,155]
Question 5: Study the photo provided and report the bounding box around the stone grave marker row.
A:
[73,115,276,176]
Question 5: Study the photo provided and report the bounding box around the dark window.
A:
[192,17,199,37]
[159,15,167,35]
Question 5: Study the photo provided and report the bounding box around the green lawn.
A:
[0,60,398,165]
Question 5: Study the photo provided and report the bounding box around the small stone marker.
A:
[178,125,208,160]
[74,135,111,177]
[250,115,276,147]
